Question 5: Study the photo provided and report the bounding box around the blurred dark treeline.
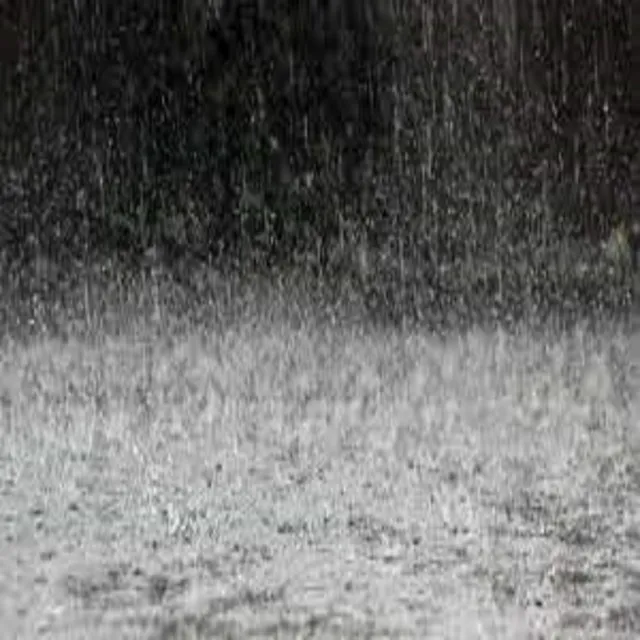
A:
[0,0,637,329]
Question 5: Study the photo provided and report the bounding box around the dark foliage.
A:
[0,0,636,332]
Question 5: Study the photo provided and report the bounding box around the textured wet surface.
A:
[1,317,638,638]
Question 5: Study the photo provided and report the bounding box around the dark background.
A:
[0,0,637,332]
